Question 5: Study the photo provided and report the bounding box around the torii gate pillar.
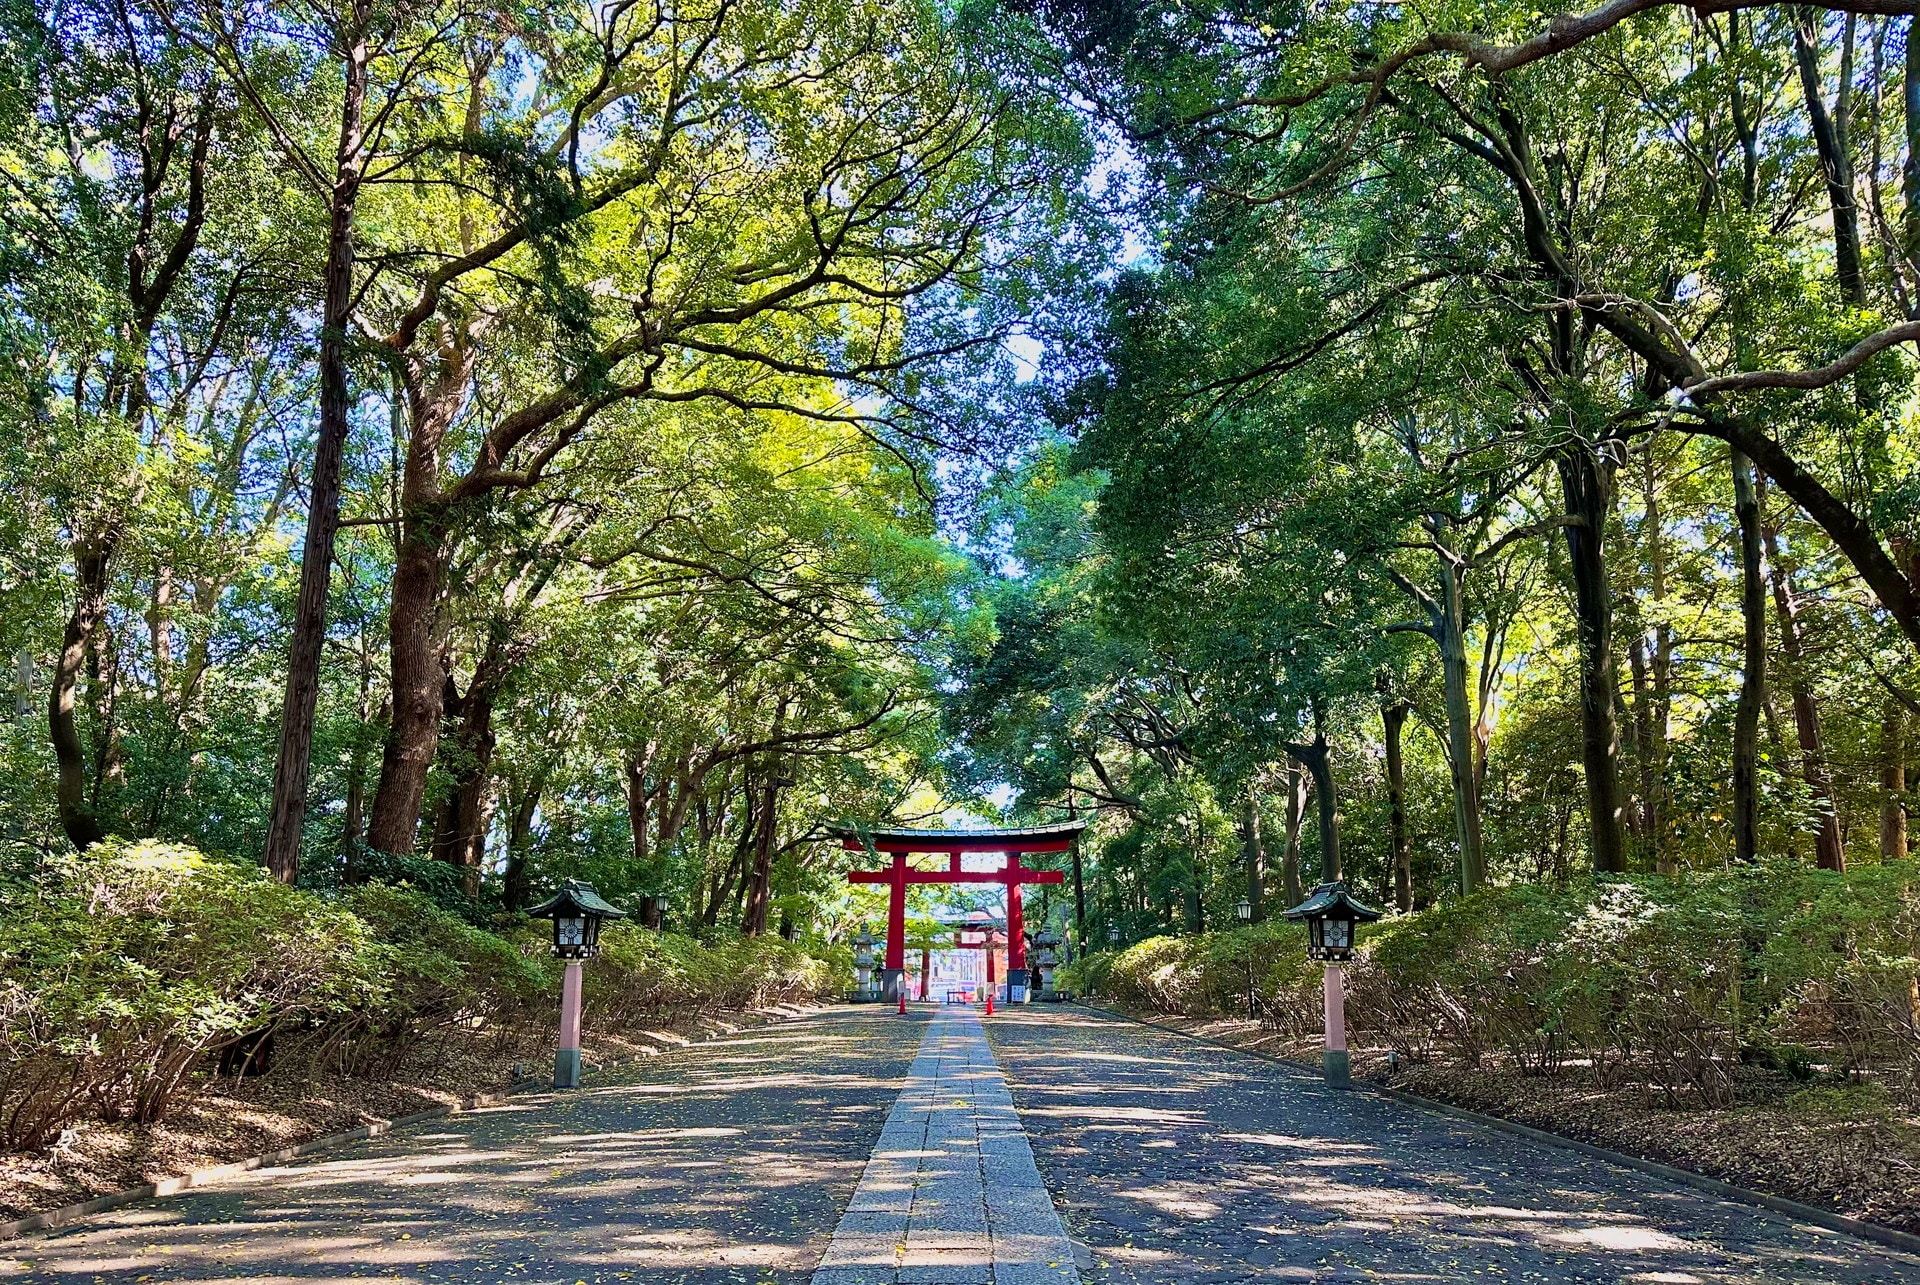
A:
[837,823,1083,1003]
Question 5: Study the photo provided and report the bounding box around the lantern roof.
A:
[1279,880,1383,923]
[526,879,628,921]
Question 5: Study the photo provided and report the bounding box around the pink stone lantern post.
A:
[527,880,627,1089]
[1281,881,1381,1089]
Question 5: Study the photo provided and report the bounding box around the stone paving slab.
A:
[811,1008,1079,1285]
[1,1008,926,1285]
[985,1005,1920,1285]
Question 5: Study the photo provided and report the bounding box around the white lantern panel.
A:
[558,916,587,947]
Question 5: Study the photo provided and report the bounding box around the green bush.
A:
[0,840,848,1155]
[315,885,550,1075]
[584,927,836,1027]
[0,841,382,1147]
[1086,862,1920,1107]
[1057,949,1114,999]
[1094,923,1319,1030]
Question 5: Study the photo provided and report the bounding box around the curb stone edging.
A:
[0,1001,830,1244]
[1068,1000,1920,1261]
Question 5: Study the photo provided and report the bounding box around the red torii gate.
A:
[833,822,1084,1002]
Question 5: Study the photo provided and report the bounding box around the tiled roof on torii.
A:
[829,820,1087,853]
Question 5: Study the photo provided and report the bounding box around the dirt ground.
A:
[1093,1004,1920,1235]
[0,1005,821,1222]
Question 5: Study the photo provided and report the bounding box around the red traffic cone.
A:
[898,990,907,1015]
[985,991,993,1016]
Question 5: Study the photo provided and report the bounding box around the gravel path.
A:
[985,1004,1920,1285]
[2,1008,924,1285]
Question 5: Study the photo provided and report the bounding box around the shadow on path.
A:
[987,1005,1920,1285]
[5,1009,925,1285]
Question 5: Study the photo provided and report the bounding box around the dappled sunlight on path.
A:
[3,1012,924,1285]
[9,1004,1916,1285]
[988,1008,1919,1285]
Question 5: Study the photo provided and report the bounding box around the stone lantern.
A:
[1032,925,1063,1001]
[853,929,877,1000]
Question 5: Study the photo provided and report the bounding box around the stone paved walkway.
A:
[810,1008,1077,1285]
[986,1005,1920,1285]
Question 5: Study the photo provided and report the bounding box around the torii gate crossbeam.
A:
[834,823,1084,1002]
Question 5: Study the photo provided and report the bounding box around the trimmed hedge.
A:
[1063,862,1920,1106]
[0,841,383,1148]
[586,928,841,1026]
[0,841,845,1152]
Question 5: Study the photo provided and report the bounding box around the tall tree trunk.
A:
[1285,727,1341,883]
[364,315,481,857]
[1556,445,1628,874]
[1436,562,1487,892]
[51,86,213,850]
[656,757,700,858]
[1732,450,1768,864]
[148,563,174,709]
[1182,811,1204,933]
[1763,502,1846,871]
[367,534,449,855]
[431,665,499,897]
[340,688,384,883]
[1070,831,1087,949]
[501,772,543,913]
[341,759,367,878]
[1795,9,1867,306]
[706,801,756,928]
[1281,760,1307,905]
[741,777,783,937]
[50,540,114,848]
[740,699,790,935]
[1638,445,1675,868]
[1882,699,1909,861]
[425,673,464,861]
[263,31,369,883]
[1382,699,1412,912]
[1239,793,1266,920]
[625,749,652,876]
[88,599,124,807]
[1904,15,1920,277]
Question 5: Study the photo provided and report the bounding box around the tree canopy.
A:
[1,0,1916,951]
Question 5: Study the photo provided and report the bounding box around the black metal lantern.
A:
[527,879,627,959]
[1280,881,1382,961]
[1107,923,1121,945]
[1235,897,1253,923]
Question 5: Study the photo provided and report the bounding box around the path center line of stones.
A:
[810,1009,1080,1285]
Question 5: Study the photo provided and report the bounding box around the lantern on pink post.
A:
[527,880,626,1089]
[1281,881,1381,1089]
